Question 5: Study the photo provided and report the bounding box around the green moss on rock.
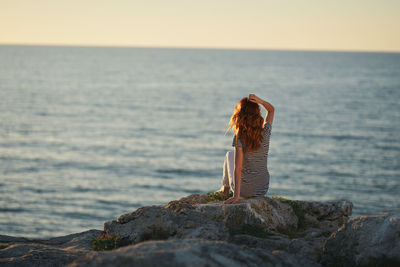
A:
[91,233,120,251]
[206,191,233,203]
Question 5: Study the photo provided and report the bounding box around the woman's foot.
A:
[215,186,230,197]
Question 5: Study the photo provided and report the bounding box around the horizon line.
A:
[1,42,399,54]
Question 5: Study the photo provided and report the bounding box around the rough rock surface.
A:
[0,193,358,266]
[292,199,353,233]
[195,197,298,233]
[0,229,102,267]
[229,226,333,263]
[104,194,352,247]
[321,212,400,267]
[70,238,320,267]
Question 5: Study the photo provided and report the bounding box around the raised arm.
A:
[248,94,274,125]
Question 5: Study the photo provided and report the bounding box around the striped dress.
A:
[232,121,272,198]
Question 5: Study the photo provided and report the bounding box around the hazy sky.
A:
[1,0,399,52]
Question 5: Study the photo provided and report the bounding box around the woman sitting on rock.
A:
[220,94,274,204]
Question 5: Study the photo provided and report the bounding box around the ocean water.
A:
[0,45,399,238]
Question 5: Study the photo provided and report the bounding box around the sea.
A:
[0,45,399,238]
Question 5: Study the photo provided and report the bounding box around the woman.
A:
[220,94,274,204]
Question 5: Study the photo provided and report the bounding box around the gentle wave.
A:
[155,168,217,178]
[134,184,202,194]
[279,131,373,141]
[0,207,27,213]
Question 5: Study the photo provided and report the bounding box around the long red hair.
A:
[225,97,264,152]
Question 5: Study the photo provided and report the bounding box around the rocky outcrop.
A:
[99,194,352,266]
[9,193,398,267]
[104,197,297,245]
[104,194,352,248]
[321,212,400,267]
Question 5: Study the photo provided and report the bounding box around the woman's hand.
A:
[248,94,262,104]
[223,195,240,204]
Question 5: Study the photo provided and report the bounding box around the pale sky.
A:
[1,0,400,52]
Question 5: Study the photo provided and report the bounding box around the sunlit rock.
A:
[0,193,357,266]
[104,195,308,245]
[104,205,230,245]
[103,193,353,265]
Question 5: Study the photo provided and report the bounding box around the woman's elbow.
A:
[269,105,275,113]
